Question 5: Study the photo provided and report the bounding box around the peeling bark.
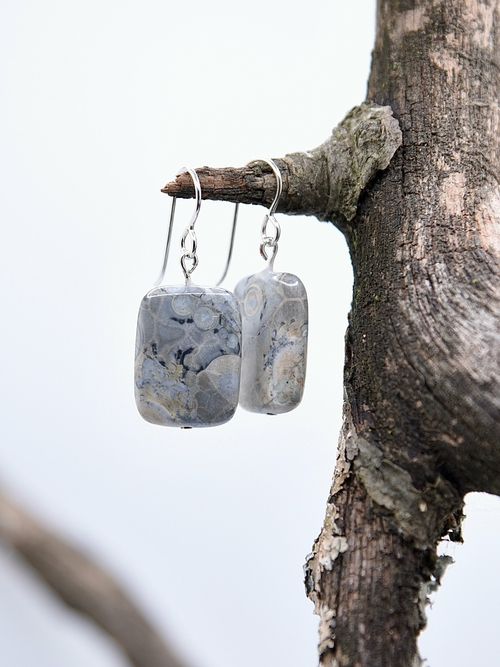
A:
[162,1,500,665]
[304,410,463,667]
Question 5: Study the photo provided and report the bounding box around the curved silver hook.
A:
[154,167,202,287]
[249,158,282,267]
[219,158,283,283]
[181,166,202,230]
[215,202,239,286]
[249,158,282,216]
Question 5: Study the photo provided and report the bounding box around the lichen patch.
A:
[318,604,336,655]
[318,535,349,570]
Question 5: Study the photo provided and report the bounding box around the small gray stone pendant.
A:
[235,267,308,415]
[135,284,242,428]
[231,158,308,415]
[134,166,242,428]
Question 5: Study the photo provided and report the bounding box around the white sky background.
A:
[0,1,499,666]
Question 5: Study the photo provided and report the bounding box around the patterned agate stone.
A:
[135,285,242,427]
[234,268,308,415]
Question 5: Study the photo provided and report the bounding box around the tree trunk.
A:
[163,1,500,664]
[307,1,500,665]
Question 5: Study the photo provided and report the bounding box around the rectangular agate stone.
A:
[134,284,242,428]
[234,268,308,415]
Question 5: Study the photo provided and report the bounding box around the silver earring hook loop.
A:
[253,158,282,216]
[223,159,283,278]
[178,167,202,283]
[246,158,282,267]
[154,167,202,287]
[180,166,202,230]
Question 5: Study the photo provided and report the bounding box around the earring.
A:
[134,167,242,428]
[234,159,308,415]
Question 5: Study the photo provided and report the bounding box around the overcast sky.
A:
[1,1,499,666]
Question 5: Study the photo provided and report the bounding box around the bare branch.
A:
[0,490,192,667]
[161,103,402,223]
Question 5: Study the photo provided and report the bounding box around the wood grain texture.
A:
[354,0,500,496]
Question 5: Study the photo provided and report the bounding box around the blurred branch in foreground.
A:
[0,489,192,667]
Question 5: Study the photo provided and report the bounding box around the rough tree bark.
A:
[163,1,500,665]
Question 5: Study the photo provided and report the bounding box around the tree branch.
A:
[0,490,192,667]
[161,103,402,224]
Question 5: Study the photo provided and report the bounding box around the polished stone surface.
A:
[135,284,242,427]
[234,268,308,414]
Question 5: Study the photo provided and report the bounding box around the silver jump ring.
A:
[260,213,281,248]
[260,241,279,263]
[181,226,198,259]
[180,253,199,278]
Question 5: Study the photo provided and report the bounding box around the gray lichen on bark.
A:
[293,102,403,222]
[352,436,461,549]
[162,102,402,225]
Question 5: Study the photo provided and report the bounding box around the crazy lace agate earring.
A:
[134,167,242,428]
[234,159,308,415]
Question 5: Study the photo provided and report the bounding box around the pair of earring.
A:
[134,160,308,428]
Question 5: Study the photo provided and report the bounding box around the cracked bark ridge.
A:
[161,103,402,224]
[0,490,190,667]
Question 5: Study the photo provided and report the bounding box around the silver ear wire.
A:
[215,202,239,287]
[178,167,202,284]
[155,159,282,287]
[220,158,283,284]
[156,167,243,287]
[251,158,282,267]
[237,158,282,268]
[154,196,177,287]
[255,158,282,216]
[155,166,202,287]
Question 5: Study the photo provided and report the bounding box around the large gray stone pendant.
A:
[135,285,242,428]
[234,268,308,415]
